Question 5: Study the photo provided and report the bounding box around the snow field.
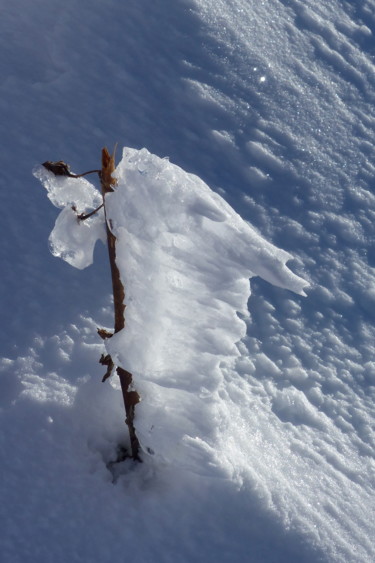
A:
[32,145,375,561]
[1,0,375,560]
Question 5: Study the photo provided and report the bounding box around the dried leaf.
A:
[42,160,73,177]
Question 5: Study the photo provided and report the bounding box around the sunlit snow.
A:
[1,0,375,561]
[34,166,106,269]
[37,146,308,464]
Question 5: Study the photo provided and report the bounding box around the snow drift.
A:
[35,146,308,465]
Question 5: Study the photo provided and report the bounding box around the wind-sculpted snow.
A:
[106,148,308,460]
[3,0,375,561]
[36,147,308,463]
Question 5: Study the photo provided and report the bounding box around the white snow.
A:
[36,146,308,467]
[34,166,106,269]
[1,0,375,561]
[106,148,308,464]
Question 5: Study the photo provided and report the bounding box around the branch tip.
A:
[97,328,114,340]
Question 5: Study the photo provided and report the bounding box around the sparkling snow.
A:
[1,0,375,561]
[36,146,308,468]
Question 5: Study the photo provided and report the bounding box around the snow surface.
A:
[36,146,308,467]
[1,0,375,561]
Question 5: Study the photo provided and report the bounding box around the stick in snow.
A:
[99,147,141,462]
[43,149,141,462]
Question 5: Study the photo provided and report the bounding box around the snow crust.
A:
[37,146,308,463]
[2,0,375,561]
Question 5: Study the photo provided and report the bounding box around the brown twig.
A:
[100,147,141,461]
[100,354,115,382]
[42,149,141,462]
[72,203,104,221]
[42,161,101,179]
[97,328,113,340]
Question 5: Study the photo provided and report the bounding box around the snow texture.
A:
[38,146,307,464]
[37,146,308,465]
[107,148,308,462]
[1,0,375,561]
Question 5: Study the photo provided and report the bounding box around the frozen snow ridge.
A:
[36,147,308,466]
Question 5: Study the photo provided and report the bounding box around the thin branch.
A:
[73,203,104,221]
[42,149,141,462]
[97,328,113,340]
[73,169,101,178]
[42,160,101,178]
[100,146,141,461]
[100,354,115,382]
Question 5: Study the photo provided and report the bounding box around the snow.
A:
[34,166,106,269]
[1,0,375,561]
[37,146,308,467]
